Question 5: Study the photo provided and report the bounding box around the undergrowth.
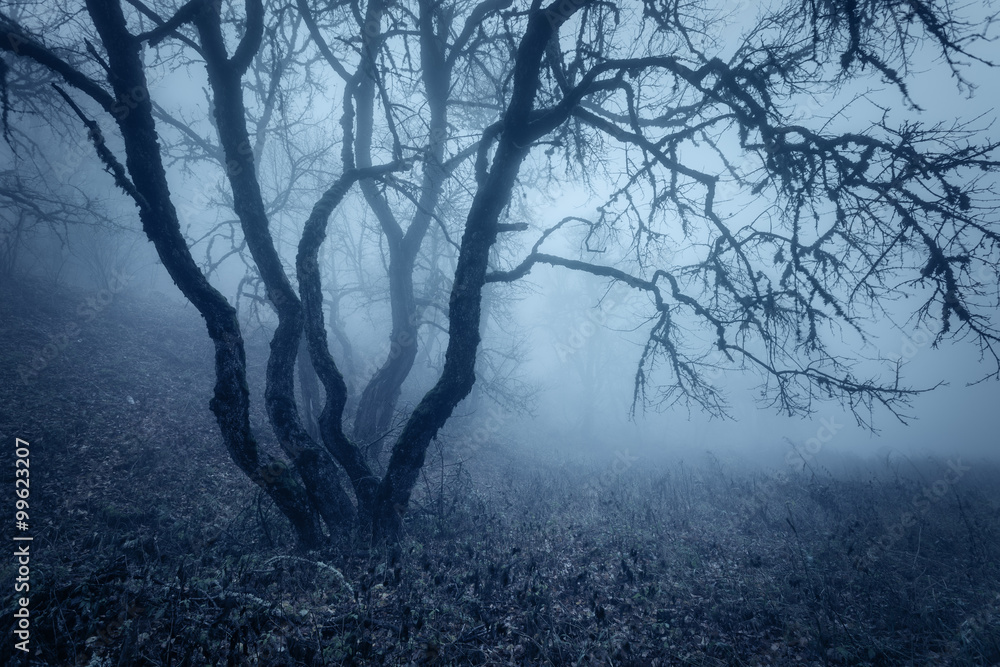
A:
[2,279,998,667]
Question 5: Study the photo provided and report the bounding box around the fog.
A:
[8,1,998,470]
[3,0,1000,662]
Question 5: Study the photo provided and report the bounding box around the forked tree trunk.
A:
[372,138,530,539]
[351,0,450,458]
[297,170,388,530]
[370,2,573,541]
[83,0,324,547]
[82,0,577,548]
[194,1,356,533]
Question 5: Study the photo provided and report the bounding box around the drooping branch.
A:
[489,16,1000,416]
[490,247,928,424]
[0,17,116,113]
[50,83,146,211]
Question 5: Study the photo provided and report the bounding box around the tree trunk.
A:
[351,0,450,458]
[83,0,324,547]
[352,251,419,452]
[297,171,388,531]
[372,138,529,539]
[193,1,357,536]
[297,337,322,442]
[371,2,569,541]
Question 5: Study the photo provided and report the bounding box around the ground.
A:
[1,277,998,666]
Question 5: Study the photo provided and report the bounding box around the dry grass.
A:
[1,277,998,666]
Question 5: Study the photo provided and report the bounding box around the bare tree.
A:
[0,118,133,287]
[2,0,998,546]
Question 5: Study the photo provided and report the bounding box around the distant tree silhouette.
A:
[3,0,998,545]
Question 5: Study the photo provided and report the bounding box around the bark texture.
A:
[194,0,355,532]
[83,0,325,546]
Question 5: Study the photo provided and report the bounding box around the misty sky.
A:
[8,0,998,467]
[505,11,1000,465]
[137,0,1000,465]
